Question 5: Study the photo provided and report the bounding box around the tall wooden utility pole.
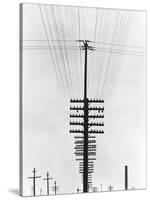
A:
[70,40,104,192]
[83,40,89,193]
[27,168,41,196]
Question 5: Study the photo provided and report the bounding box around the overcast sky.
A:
[21,3,146,196]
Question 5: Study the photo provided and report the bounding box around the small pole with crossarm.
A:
[51,181,59,195]
[27,168,41,196]
[43,172,53,195]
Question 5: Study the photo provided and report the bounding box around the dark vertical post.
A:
[47,173,49,195]
[52,181,59,195]
[43,172,52,195]
[125,165,128,190]
[54,181,56,195]
[108,185,113,191]
[27,168,41,196]
[33,168,36,196]
[83,41,89,193]
[84,42,87,100]
[71,40,102,193]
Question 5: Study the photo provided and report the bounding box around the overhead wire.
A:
[51,6,72,98]
[23,39,146,50]
[103,10,128,100]
[43,5,67,98]
[103,10,129,100]
[78,8,83,98]
[100,10,121,99]
[96,8,114,99]
[107,13,135,101]
[69,7,79,98]
[106,12,132,99]
[23,44,144,55]
[45,5,70,99]
[39,4,66,99]
[88,9,98,98]
[25,6,145,103]
[59,6,75,98]
[106,12,134,99]
[94,8,105,99]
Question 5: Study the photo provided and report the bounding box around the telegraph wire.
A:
[51,6,72,98]
[25,6,145,103]
[39,4,67,99]
[23,39,146,50]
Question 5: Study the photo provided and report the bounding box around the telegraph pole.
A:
[70,40,104,193]
[43,172,53,195]
[51,181,59,195]
[27,168,41,196]
[83,40,89,193]
[108,185,113,191]
[125,165,128,190]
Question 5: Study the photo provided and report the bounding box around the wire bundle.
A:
[23,5,146,101]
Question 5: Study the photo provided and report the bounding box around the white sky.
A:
[21,3,146,196]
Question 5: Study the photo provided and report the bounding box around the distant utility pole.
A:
[108,185,113,191]
[27,168,41,196]
[51,181,59,195]
[70,40,104,193]
[43,172,53,195]
[125,165,128,190]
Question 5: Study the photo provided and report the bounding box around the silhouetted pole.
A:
[52,181,59,195]
[27,168,41,196]
[108,185,113,191]
[43,172,53,195]
[83,41,89,193]
[84,41,88,99]
[70,40,104,193]
[125,165,128,190]
[54,181,57,195]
